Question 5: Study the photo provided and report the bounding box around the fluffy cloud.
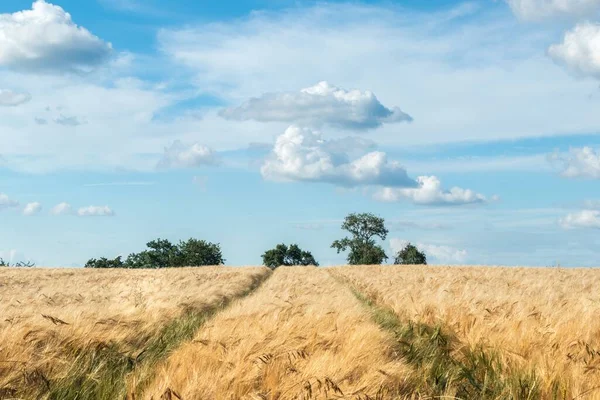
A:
[0,89,31,106]
[220,81,412,130]
[0,0,112,71]
[261,125,415,187]
[374,176,488,206]
[77,206,115,217]
[390,238,468,264]
[50,202,73,215]
[507,0,600,20]
[158,140,219,169]
[559,210,600,229]
[23,202,42,216]
[551,147,600,178]
[0,193,19,210]
[549,23,600,78]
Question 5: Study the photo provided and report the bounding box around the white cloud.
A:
[77,205,115,217]
[157,2,600,150]
[158,140,219,169]
[506,0,600,20]
[374,175,488,206]
[550,147,600,178]
[220,81,412,130]
[390,238,468,264]
[559,210,600,229]
[0,89,31,106]
[0,0,112,71]
[261,125,415,187]
[0,193,19,210]
[3,3,600,175]
[548,22,600,78]
[23,202,42,216]
[50,202,73,215]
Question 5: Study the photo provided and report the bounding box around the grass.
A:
[349,285,543,399]
[2,265,600,399]
[46,270,270,400]
[0,267,270,399]
[331,266,600,399]
[141,267,417,399]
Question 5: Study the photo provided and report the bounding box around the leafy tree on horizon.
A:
[262,243,319,269]
[394,243,427,265]
[331,213,388,265]
[85,238,225,269]
[85,256,125,269]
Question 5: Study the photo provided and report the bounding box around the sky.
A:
[2,0,600,267]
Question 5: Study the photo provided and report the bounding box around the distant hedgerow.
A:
[85,238,225,269]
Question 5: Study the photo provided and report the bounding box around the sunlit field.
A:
[144,267,413,399]
[331,266,600,399]
[1,265,600,399]
[0,267,269,399]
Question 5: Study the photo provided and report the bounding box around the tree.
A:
[139,238,180,269]
[262,244,319,269]
[394,243,427,265]
[85,256,125,269]
[331,213,389,265]
[85,237,226,269]
[178,239,225,266]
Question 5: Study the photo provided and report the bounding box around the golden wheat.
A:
[143,267,415,400]
[331,265,600,399]
[0,266,269,398]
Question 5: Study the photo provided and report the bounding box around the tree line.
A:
[82,213,427,269]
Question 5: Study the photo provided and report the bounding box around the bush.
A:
[85,256,125,269]
[262,244,319,269]
[0,258,35,267]
[85,238,225,269]
[394,243,427,265]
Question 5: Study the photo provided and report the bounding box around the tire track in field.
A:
[143,267,416,400]
[37,268,271,400]
[329,268,544,400]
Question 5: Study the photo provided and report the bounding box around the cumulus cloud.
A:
[0,0,112,71]
[559,210,600,229]
[50,202,73,215]
[0,89,31,106]
[507,0,600,20]
[261,125,415,187]
[77,205,114,217]
[390,238,468,264]
[548,23,600,78]
[23,202,42,216]
[550,147,600,178]
[158,140,219,169]
[220,81,412,130]
[374,176,488,206]
[0,193,19,210]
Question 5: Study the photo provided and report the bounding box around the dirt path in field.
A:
[142,267,415,400]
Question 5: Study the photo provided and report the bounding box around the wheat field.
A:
[143,267,414,400]
[331,266,600,399]
[1,265,600,399]
[0,267,270,399]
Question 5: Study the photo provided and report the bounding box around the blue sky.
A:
[2,0,600,267]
